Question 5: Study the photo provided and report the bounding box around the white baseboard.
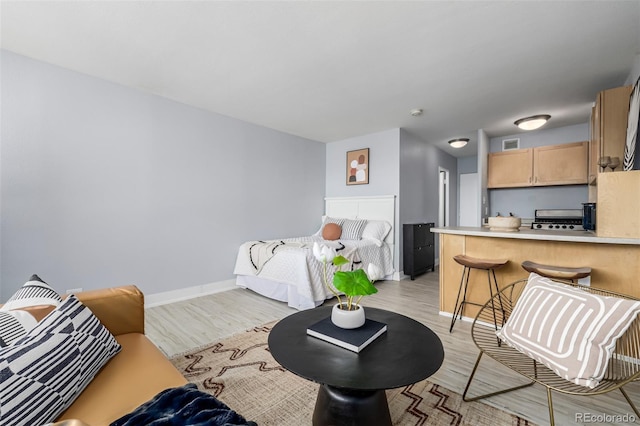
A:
[438,310,475,324]
[145,279,237,308]
[399,259,440,281]
[440,311,504,331]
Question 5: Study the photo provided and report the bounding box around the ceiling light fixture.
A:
[410,108,423,117]
[448,138,469,149]
[514,114,551,131]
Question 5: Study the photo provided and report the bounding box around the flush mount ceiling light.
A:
[448,138,469,148]
[410,108,423,117]
[514,114,551,131]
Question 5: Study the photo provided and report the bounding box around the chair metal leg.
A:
[487,270,499,331]
[546,387,555,426]
[486,270,502,346]
[491,269,506,327]
[462,351,536,402]
[620,387,640,418]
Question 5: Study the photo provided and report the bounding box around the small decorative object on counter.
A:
[312,242,383,329]
[488,213,521,232]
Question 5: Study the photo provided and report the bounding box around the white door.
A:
[459,173,480,226]
[438,168,450,227]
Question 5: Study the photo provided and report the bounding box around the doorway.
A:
[438,167,450,227]
[459,172,480,226]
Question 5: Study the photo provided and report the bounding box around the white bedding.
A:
[233,235,394,310]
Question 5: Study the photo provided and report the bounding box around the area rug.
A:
[170,321,535,426]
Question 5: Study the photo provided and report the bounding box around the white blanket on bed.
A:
[233,236,393,309]
[246,240,307,273]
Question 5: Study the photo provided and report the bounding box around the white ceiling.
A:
[2,1,639,157]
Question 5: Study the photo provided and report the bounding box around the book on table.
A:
[306,317,387,353]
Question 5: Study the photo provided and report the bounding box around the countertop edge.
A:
[431,226,640,245]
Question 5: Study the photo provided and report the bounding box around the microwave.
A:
[582,203,596,231]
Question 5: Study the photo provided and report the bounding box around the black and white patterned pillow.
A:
[1,274,62,311]
[0,274,62,347]
[0,295,122,425]
[0,310,38,347]
[341,219,368,240]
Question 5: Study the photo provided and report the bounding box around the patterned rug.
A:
[170,321,535,426]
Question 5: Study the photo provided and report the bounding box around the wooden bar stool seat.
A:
[454,255,508,271]
[449,255,509,333]
[521,260,591,282]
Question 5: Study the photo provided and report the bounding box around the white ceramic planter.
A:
[331,303,365,329]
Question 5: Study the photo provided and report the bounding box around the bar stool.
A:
[521,260,591,283]
[449,254,508,333]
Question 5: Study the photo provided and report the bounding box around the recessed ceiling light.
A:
[410,108,423,117]
[514,114,551,130]
[448,138,469,148]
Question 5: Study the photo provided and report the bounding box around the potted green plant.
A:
[312,242,383,329]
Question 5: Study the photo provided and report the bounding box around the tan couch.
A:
[53,286,188,425]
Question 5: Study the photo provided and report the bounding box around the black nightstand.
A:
[403,223,435,280]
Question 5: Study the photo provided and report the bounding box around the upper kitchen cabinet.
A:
[487,148,533,188]
[533,141,588,186]
[488,142,588,189]
[589,85,632,184]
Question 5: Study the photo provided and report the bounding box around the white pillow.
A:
[361,220,392,245]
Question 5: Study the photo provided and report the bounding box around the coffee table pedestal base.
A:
[312,384,392,426]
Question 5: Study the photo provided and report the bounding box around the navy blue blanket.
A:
[110,384,257,426]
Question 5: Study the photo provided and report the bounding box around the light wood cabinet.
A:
[588,85,632,201]
[488,141,588,188]
[533,141,588,186]
[596,170,640,239]
[589,105,600,184]
[487,149,533,188]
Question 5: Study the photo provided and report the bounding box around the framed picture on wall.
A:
[346,148,369,185]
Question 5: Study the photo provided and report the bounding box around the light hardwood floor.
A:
[145,271,639,426]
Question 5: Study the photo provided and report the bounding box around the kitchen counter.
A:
[432,226,640,245]
[432,226,640,321]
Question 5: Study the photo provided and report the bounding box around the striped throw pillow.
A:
[497,273,640,388]
[0,295,121,425]
[341,219,367,240]
[1,274,61,311]
[0,275,62,347]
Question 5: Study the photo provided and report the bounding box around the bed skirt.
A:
[235,275,326,310]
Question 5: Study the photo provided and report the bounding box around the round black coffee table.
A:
[268,306,444,426]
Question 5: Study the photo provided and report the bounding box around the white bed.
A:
[233,195,396,310]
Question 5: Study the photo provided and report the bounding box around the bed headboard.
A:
[324,195,396,247]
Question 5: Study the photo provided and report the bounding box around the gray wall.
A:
[488,123,589,219]
[0,50,326,298]
[625,53,640,85]
[325,128,457,274]
[325,128,400,199]
[399,129,457,270]
[457,156,478,175]
[326,129,400,271]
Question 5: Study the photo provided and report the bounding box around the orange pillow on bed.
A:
[322,223,342,240]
